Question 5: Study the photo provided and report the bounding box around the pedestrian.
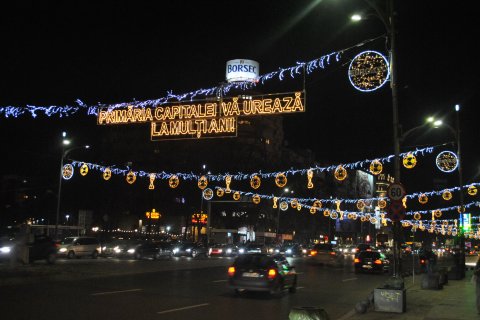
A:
[474,255,480,314]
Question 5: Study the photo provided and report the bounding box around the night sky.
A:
[1,1,478,204]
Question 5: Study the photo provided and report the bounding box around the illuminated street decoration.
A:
[216,188,224,197]
[233,191,241,200]
[103,167,112,181]
[272,197,278,208]
[334,165,347,181]
[148,173,156,190]
[225,175,232,193]
[80,163,89,176]
[168,175,179,188]
[418,193,428,204]
[378,199,387,209]
[191,213,207,224]
[198,175,208,189]
[98,91,305,140]
[356,200,365,210]
[403,152,417,169]
[275,173,287,187]
[62,164,74,180]
[252,194,261,204]
[279,201,289,211]
[307,169,314,189]
[442,190,452,201]
[313,200,322,209]
[290,199,298,209]
[414,212,421,220]
[436,151,458,173]
[468,185,478,196]
[146,209,161,219]
[126,171,136,184]
[348,50,389,92]
[203,188,214,200]
[250,175,261,189]
[323,209,330,217]
[433,209,442,218]
[369,159,383,175]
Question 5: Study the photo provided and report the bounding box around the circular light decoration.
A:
[103,167,112,181]
[378,199,387,209]
[323,209,331,217]
[233,191,241,201]
[203,188,214,200]
[168,175,180,188]
[275,173,287,188]
[418,193,428,204]
[334,165,347,181]
[457,206,465,213]
[252,194,261,204]
[348,50,390,92]
[442,190,453,201]
[433,210,442,218]
[250,175,261,190]
[290,199,298,209]
[360,216,367,222]
[468,185,478,196]
[402,153,417,169]
[442,220,449,226]
[370,217,378,224]
[216,188,225,197]
[126,171,136,184]
[369,159,383,175]
[356,200,365,210]
[198,175,208,190]
[436,151,458,173]
[413,212,421,220]
[80,163,89,176]
[347,213,355,220]
[279,201,289,211]
[310,207,317,214]
[297,203,302,211]
[330,211,338,219]
[312,200,322,209]
[62,164,74,180]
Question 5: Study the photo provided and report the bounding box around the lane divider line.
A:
[212,279,227,283]
[91,288,142,296]
[157,303,210,314]
[342,278,358,282]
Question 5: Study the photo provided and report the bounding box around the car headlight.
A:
[59,248,67,253]
[226,248,232,254]
[268,248,274,253]
[302,249,307,254]
[127,248,135,254]
[239,248,245,254]
[218,249,223,253]
[286,249,292,254]
[114,247,122,253]
[173,248,179,254]
[186,248,191,252]
[0,246,11,254]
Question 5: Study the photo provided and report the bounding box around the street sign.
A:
[387,183,406,201]
[387,200,406,222]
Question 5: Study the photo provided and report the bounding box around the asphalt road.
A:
[0,255,391,320]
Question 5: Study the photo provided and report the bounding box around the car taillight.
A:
[267,269,277,279]
[330,251,336,256]
[354,258,360,263]
[228,267,235,277]
[310,250,318,256]
[374,259,382,265]
[420,259,426,265]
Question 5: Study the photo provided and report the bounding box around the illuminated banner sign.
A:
[146,209,161,219]
[192,213,207,224]
[226,59,259,83]
[97,91,305,140]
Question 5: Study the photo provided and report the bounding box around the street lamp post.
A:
[54,132,89,239]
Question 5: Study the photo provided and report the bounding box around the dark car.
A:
[228,253,297,296]
[278,243,307,257]
[172,242,207,258]
[354,243,373,254]
[133,241,173,260]
[208,243,238,257]
[28,234,58,264]
[354,251,390,274]
[237,243,266,254]
[308,243,343,265]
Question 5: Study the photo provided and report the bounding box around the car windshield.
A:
[234,254,273,268]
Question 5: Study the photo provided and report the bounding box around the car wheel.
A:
[234,288,245,296]
[269,279,283,297]
[46,253,56,265]
[92,251,98,259]
[134,252,142,260]
[289,277,297,294]
[67,251,75,259]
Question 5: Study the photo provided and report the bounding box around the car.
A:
[28,234,58,264]
[354,243,373,254]
[354,251,390,274]
[237,243,266,254]
[208,243,238,257]
[57,236,101,259]
[172,242,207,258]
[0,238,15,261]
[278,243,307,257]
[308,243,343,265]
[228,253,297,296]
[130,241,173,260]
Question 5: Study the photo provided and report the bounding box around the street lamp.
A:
[54,131,90,239]
[276,188,293,237]
[352,0,403,285]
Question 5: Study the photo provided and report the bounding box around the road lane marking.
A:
[297,286,304,290]
[342,278,358,282]
[212,279,227,283]
[91,288,142,296]
[157,303,210,314]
